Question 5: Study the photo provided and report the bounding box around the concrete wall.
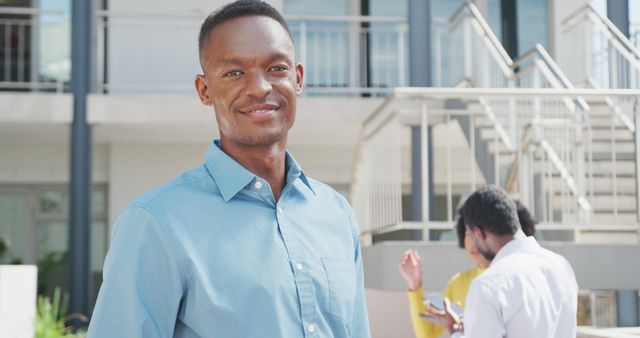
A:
[361,241,640,338]
[0,143,109,184]
[362,241,640,291]
[550,0,591,86]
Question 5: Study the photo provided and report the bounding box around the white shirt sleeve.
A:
[462,280,507,338]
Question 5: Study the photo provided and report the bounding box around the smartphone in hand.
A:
[421,293,463,318]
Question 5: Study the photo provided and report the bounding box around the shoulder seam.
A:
[137,171,212,206]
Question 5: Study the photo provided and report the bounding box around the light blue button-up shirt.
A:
[88,140,371,338]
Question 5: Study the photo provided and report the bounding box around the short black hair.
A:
[515,199,537,236]
[198,0,293,63]
[457,199,538,248]
[462,185,519,236]
[455,209,466,249]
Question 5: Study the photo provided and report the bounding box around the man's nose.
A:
[245,71,272,98]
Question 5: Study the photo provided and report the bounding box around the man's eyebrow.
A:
[216,53,293,67]
[267,52,293,64]
[219,58,244,66]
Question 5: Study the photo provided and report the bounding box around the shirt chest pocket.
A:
[321,257,356,323]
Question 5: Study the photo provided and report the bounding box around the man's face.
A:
[196,16,303,148]
[466,224,496,262]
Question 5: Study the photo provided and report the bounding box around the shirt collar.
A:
[284,151,315,195]
[491,234,540,266]
[204,140,315,202]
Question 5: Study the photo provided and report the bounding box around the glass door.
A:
[0,190,33,264]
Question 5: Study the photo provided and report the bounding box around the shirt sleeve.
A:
[347,207,372,338]
[462,279,506,338]
[407,288,445,338]
[87,205,184,338]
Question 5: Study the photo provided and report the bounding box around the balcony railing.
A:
[95,11,407,95]
[561,4,640,89]
[0,7,68,92]
[0,7,408,95]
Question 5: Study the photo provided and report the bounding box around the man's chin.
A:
[238,132,287,148]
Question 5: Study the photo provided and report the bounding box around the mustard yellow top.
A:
[407,267,484,338]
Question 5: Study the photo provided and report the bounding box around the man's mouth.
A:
[240,104,279,119]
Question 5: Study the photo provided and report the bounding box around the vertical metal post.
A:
[409,0,432,235]
[70,0,93,319]
[421,103,430,240]
[360,0,371,91]
[634,100,640,224]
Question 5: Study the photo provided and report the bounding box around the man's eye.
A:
[223,70,243,77]
[269,65,288,72]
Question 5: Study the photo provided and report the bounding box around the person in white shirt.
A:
[443,185,578,338]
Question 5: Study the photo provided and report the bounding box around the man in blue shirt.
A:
[87,1,371,337]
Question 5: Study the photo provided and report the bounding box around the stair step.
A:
[589,142,635,152]
[545,176,636,194]
[578,231,639,244]
[589,129,634,141]
[590,212,638,223]
[551,195,636,210]
[590,153,636,161]
[590,161,635,174]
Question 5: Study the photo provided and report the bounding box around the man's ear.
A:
[195,74,212,106]
[295,63,304,95]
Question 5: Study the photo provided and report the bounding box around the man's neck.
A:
[490,233,516,256]
[220,138,288,201]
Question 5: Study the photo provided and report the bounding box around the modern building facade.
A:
[0,0,639,336]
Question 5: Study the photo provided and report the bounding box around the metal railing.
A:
[349,88,640,238]
[430,3,596,222]
[432,2,512,88]
[561,3,640,89]
[0,7,407,95]
[0,7,68,92]
[632,23,640,49]
[94,10,407,95]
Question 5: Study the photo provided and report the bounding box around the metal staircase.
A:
[349,2,640,242]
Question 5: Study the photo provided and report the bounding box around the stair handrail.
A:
[520,121,592,213]
[514,44,590,112]
[562,3,640,62]
[440,1,513,79]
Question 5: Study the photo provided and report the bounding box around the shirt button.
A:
[307,324,316,333]
[254,181,263,189]
[295,262,303,271]
[277,206,283,214]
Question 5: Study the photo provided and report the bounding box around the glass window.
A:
[630,0,640,48]
[487,0,502,41]
[38,0,71,84]
[284,0,349,91]
[369,0,409,89]
[0,185,108,309]
[0,192,28,264]
[516,0,548,54]
[39,190,68,215]
[284,0,347,16]
[431,0,465,19]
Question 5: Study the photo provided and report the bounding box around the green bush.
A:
[35,288,87,338]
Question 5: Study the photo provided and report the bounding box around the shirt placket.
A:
[275,198,321,337]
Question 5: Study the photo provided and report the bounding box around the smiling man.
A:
[87,1,371,337]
